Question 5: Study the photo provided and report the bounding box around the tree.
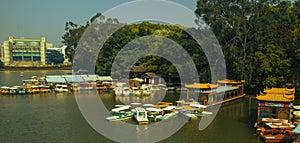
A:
[62,13,106,63]
[46,50,64,65]
[194,0,298,91]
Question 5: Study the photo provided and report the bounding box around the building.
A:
[2,36,50,66]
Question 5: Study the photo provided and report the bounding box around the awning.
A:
[45,77,66,83]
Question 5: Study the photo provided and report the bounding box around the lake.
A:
[0,71,262,143]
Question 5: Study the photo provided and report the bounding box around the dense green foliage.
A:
[96,22,209,82]
[46,50,64,65]
[195,0,300,90]
[62,0,300,92]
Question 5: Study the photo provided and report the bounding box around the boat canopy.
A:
[163,105,176,111]
[190,103,207,108]
[112,105,131,112]
[293,124,300,133]
[131,102,142,106]
[293,111,300,116]
[294,105,300,110]
[143,104,155,107]
[0,86,10,89]
[135,107,147,112]
[265,122,295,129]
[146,107,163,112]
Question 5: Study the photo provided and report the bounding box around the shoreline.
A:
[0,66,72,71]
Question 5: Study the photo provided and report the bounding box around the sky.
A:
[0,0,197,47]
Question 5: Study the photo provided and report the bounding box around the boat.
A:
[54,84,69,92]
[111,105,131,113]
[38,85,51,93]
[114,86,132,96]
[107,105,134,122]
[293,111,300,125]
[8,87,18,94]
[131,87,142,96]
[255,88,296,136]
[167,86,177,91]
[114,87,123,96]
[0,86,10,94]
[184,79,246,106]
[134,107,149,125]
[259,122,295,142]
[97,81,115,90]
[179,110,198,120]
[106,115,132,122]
[131,84,152,96]
[143,104,155,107]
[153,102,173,108]
[69,83,80,92]
[122,87,132,96]
[20,72,24,77]
[79,82,96,90]
[14,86,26,94]
[26,85,39,94]
[161,107,179,120]
[146,107,164,122]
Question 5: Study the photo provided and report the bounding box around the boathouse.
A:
[256,87,295,125]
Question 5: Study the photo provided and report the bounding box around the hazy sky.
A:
[0,0,196,47]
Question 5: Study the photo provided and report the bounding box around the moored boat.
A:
[134,107,149,125]
[146,107,164,122]
[54,84,69,92]
[185,79,245,106]
[79,82,96,90]
[107,105,134,122]
[106,115,132,122]
[259,122,295,142]
[38,85,51,93]
[26,85,39,94]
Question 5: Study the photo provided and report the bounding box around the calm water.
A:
[0,71,262,143]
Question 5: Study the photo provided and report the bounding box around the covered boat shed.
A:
[81,75,99,82]
[65,77,85,83]
[45,77,66,84]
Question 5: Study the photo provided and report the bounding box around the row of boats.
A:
[0,82,172,96]
[114,83,170,97]
[106,101,213,124]
[0,82,115,95]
